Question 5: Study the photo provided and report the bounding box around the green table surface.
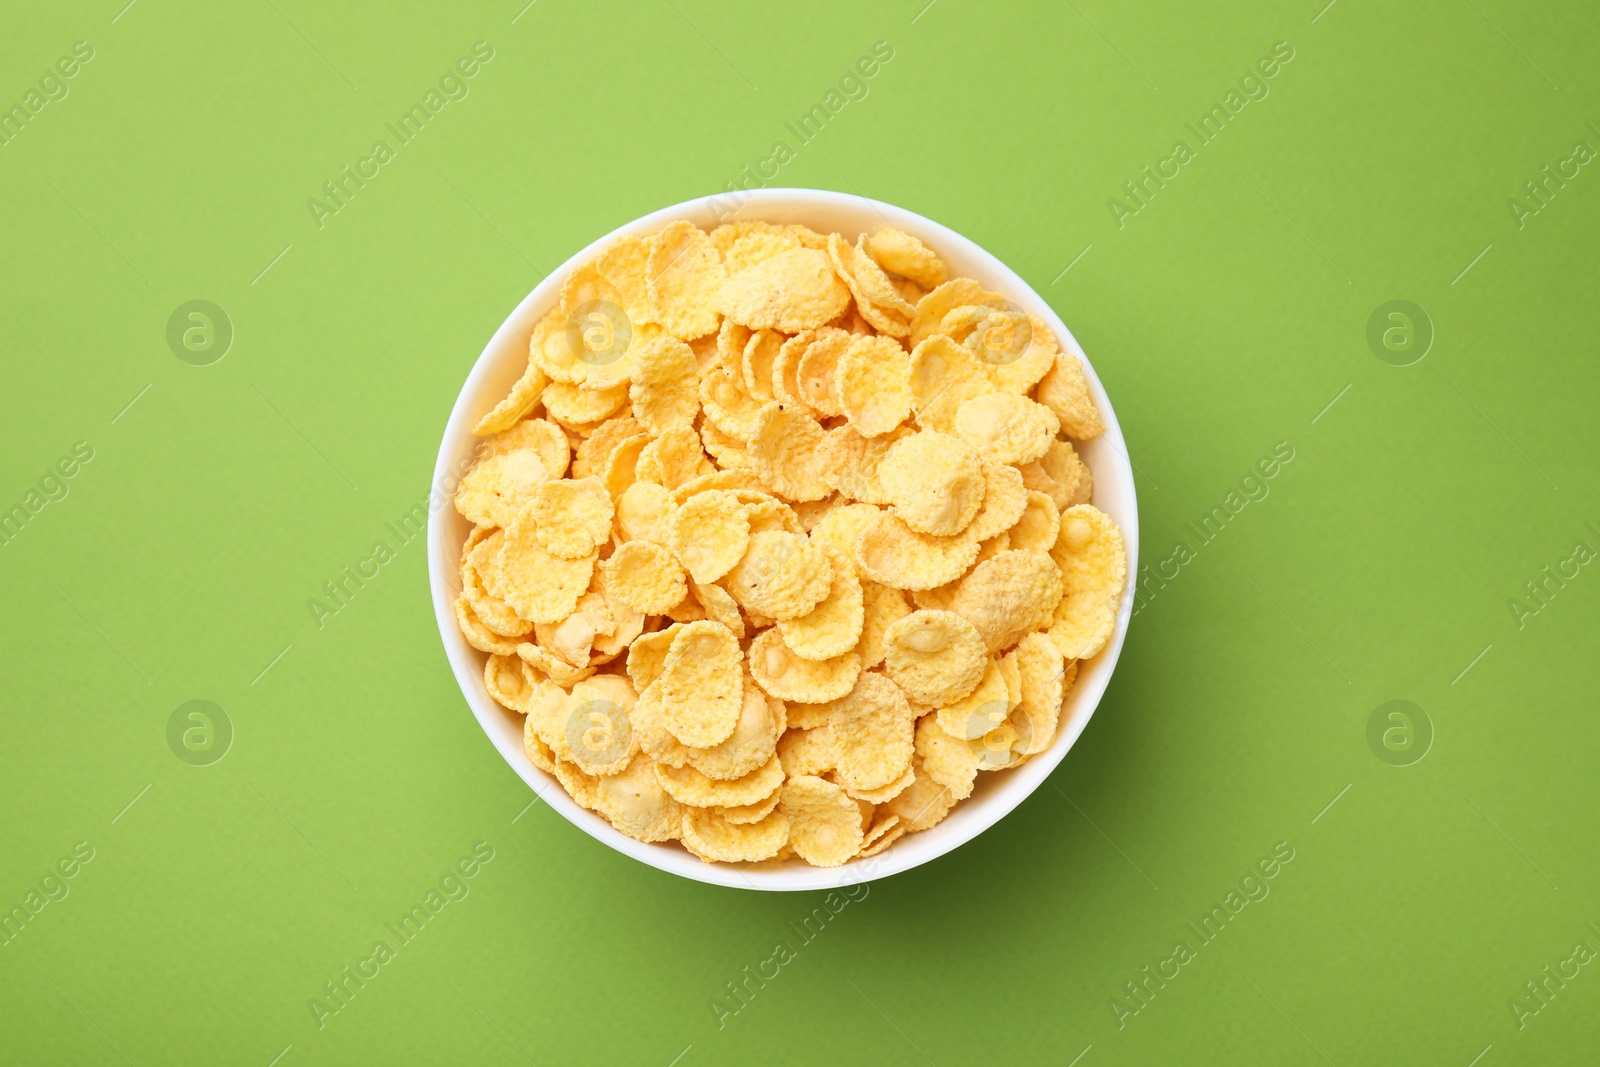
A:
[4,1,1598,1063]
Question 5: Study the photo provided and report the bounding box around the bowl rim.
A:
[427,187,1139,891]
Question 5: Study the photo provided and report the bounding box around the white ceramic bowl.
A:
[428,189,1139,891]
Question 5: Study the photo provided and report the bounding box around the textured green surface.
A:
[3,1,1598,1064]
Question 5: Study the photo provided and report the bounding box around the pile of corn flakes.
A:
[453,219,1126,867]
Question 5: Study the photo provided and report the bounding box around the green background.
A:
[3,0,1597,1063]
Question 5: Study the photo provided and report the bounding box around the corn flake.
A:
[791,495,839,532]
[1069,455,1093,507]
[463,534,531,637]
[533,589,615,668]
[483,652,533,713]
[671,468,764,503]
[777,549,864,661]
[953,391,1059,466]
[740,496,804,540]
[1047,505,1127,659]
[819,426,905,505]
[1018,440,1078,510]
[616,481,676,545]
[1010,491,1062,554]
[826,673,916,792]
[808,501,882,560]
[681,806,789,863]
[849,765,916,805]
[741,328,783,404]
[880,431,986,537]
[718,223,802,274]
[740,404,830,505]
[725,530,833,620]
[795,328,851,417]
[481,417,568,475]
[915,715,981,800]
[883,609,988,707]
[934,657,1011,740]
[543,379,629,428]
[748,628,861,704]
[771,329,818,412]
[690,578,745,639]
[454,449,550,528]
[594,234,654,325]
[657,620,744,747]
[1035,347,1105,440]
[632,678,690,767]
[532,477,614,559]
[777,725,837,776]
[964,460,1028,542]
[857,579,913,670]
[882,756,956,831]
[699,351,767,442]
[602,540,688,614]
[594,752,683,843]
[524,712,557,772]
[556,268,644,389]
[700,416,751,469]
[552,759,600,810]
[947,549,1063,653]
[783,700,834,731]
[997,647,1022,709]
[592,566,646,661]
[486,514,595,623]
[455,594,521,655]
[836,335,913,437]
[687,674,784,781]
[715,247,850,333]
[657,752,784,808]
[636,425,714,490]
[908,335,989,419]
[856,511,982,591]
[669,489,750,584]
[629,335,701,434]
[936,304,990,346]
[625,624,683,691]
[863,228,948,290]
[1007,633,1065,757]
[515,641,597,689]
[860,812,907,856]
[664,589,707,623]
[714,786,783,825]
[648,220,726,341]
[911,278,1006,347]
[473,354,549,435]
[972,720,1025,772]
[780,775,865,867]
[973,313,1057,394]
[828,233,915,337]
[558,674,639,776]
[715,316,751,368]
[601,431,651,500]
[528,304,589,384]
